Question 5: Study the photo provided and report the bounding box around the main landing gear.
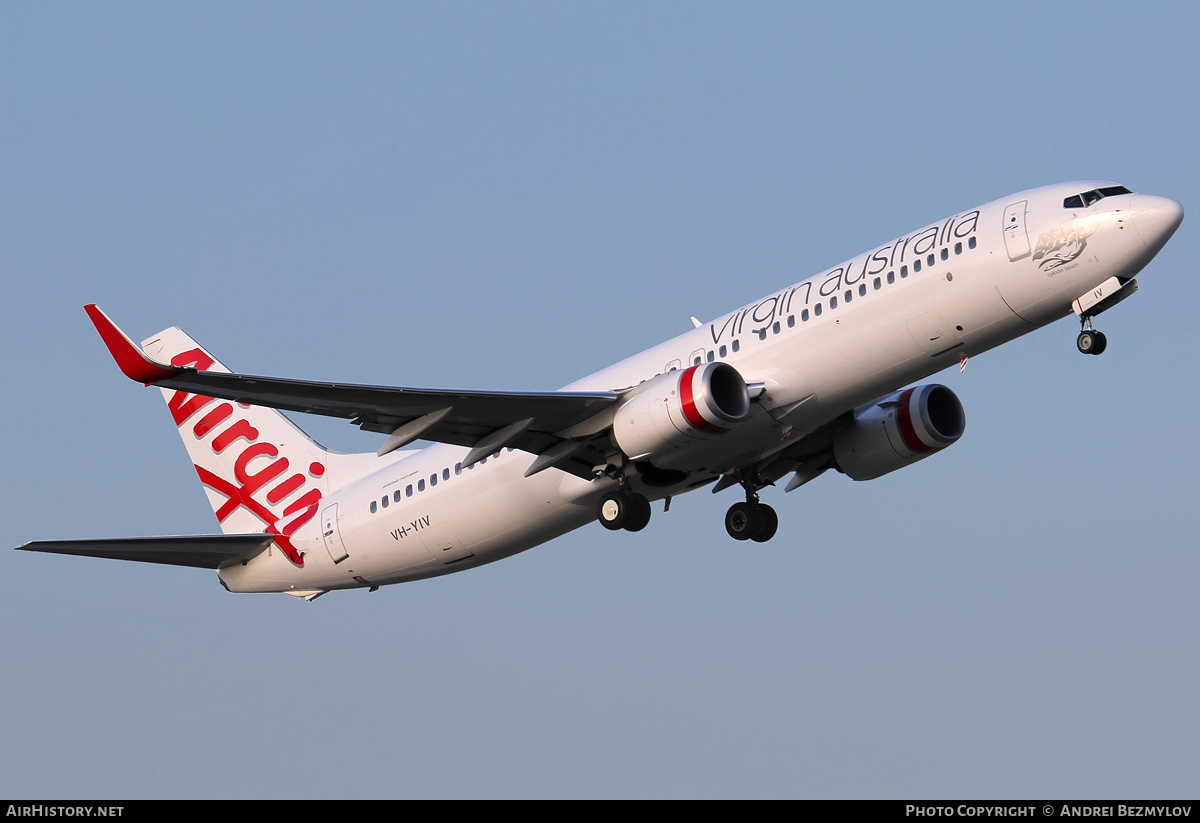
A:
[595,469,780,542]
[597,489,652,532]
[1076,317,1107,356]
[725,499,778,542]
[724,474,778,543]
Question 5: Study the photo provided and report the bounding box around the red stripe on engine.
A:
[679,365,727,435]
[896,387,935,454]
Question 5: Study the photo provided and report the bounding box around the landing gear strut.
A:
[724,476,778,543]
[1076,316,1107,355]
[598,489,652,532]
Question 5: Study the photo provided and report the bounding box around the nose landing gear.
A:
[1071,276,1138,356]
[1076,316,1107,356]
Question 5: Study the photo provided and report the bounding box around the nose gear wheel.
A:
[1076,316,1108,356]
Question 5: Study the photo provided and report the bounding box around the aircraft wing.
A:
[16,534,276,569]
[86,305,619,477]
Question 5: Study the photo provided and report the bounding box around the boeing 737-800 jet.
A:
[18,182,1184,599]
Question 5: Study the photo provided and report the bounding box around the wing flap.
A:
[16,534,276,569]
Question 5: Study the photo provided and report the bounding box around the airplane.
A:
[17,182,1184,600]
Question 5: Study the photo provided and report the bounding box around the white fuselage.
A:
[217,182,1180,594]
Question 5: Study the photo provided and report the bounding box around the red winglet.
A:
[84,304,183,385]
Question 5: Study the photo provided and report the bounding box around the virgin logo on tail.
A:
[167,348,323,566]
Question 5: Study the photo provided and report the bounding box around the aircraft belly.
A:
[217,537,369,593]
[367,495,594,587]
[290,499,443,587]
[327,540,444,588]
[381,460,593,584]
[451,465,592,547]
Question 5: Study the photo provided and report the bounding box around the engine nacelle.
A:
[833,384,965,481]
[613,362,751,469]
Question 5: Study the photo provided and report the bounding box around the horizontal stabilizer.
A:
[16,534,276,569]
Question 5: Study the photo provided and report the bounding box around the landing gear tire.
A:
[625,494,652,532]
[598,491,629,530]
[598,490,652,532]
[726,501,778,542]
[750,504,778,543]
[725,502,763,541]
[1077,329,1107,356]
[724,468,781,543]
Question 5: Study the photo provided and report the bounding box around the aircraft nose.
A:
[1132,194,1184,252]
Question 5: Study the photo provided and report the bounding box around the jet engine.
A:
[833,384,965,481]
[612,362,751,469]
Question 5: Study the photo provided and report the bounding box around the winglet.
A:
[84,304,183,384]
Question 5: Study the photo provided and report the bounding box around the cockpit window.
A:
[1063,185,1132,209]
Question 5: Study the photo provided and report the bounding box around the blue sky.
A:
[3,2,1197,799]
